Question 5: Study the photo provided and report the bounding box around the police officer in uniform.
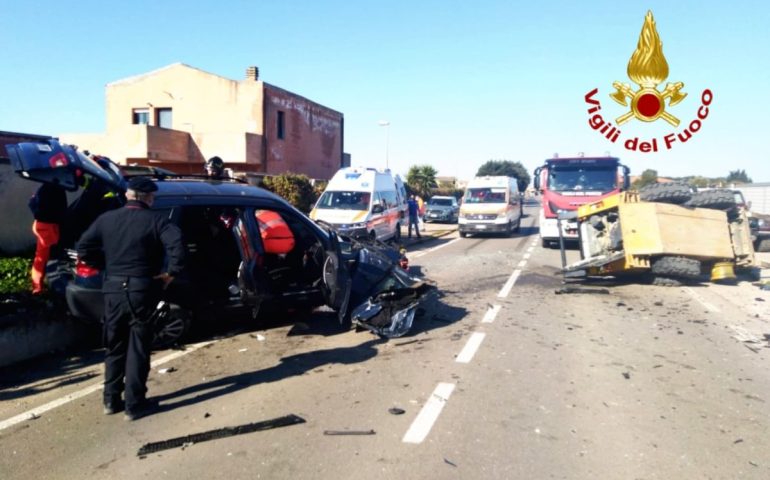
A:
[77,176,184,421]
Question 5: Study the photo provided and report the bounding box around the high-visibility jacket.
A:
[255,210,295,254]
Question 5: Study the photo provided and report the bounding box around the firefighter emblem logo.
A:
[610,11,686,127]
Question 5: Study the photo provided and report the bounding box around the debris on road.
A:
[323,429,376,436]
[158,367,176,374]
[555,287,610,295]
[622,372,631,379]
[137,414,306,456]
[394,339,419,347]
[388,407,406,415]
[444,458,458,467]
[238,348,248,353]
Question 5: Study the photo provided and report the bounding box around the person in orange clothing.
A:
[29,182,67,294]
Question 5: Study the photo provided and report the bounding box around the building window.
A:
[132,108,149,125]
[277,111,285,140]
[156,108,173,129]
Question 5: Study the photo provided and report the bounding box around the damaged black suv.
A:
[8,140,434,345]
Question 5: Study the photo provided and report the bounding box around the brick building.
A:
[62,63,347,179]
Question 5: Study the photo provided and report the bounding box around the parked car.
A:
[751,213,770,252]
[424,196,459,223]
[7,140,435,344]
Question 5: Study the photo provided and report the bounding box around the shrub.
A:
[261,173,317,213]
[0,257,32,294]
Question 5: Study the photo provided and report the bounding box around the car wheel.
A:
[756,238,770,252]
[152,305,191,349]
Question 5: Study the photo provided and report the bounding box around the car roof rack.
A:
[125,172,249,185]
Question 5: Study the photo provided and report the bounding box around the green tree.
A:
[632,169,658,189]
[406,165,438,198]
[726,169,752,184]
[476,160,531,192]
[261,173,317,213]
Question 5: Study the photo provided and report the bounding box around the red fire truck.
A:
[534,155,630,247]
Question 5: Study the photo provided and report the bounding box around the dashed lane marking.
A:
[524,251,532,258]
[402,382,456,444]
[410,238,461,258]
[497,269,521,298]
[0,340,215,432]
[482,304,501,323]
[517,260,527,268]
[682,287,720,313]
[455,332,486,364]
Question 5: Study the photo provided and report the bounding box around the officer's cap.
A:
[127,176,158,193]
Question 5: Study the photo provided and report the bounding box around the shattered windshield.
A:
[316,191,371,211]
[464,188,506,204]
[548,167,618,192]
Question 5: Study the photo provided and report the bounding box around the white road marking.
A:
[402,382,456,444]
[517,260,527,268]
[0,340,214,432]
[482,304,501,323]
[523,252,532,259]
[682,287,720,313]
[456,332,486,364]
[498,269,521,298]
[410,238,461,258]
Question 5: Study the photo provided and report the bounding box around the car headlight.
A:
[349,222,367,229]
[498,211,508,219]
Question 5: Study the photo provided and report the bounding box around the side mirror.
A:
[372,204,384,214]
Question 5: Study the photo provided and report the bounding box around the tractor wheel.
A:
[685,189,736,210]
[638,183,692,204]
[650,256,702,284]
[649,275,685,287]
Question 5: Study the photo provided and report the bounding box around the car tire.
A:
[152,305,191,349]
[685,189,736,211]
[639,183,692,204]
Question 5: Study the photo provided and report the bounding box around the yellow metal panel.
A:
[619,203,734,259]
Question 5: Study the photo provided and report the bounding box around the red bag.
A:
[255,210,295,254]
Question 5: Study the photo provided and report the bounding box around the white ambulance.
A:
[310,167,407,242]
[458,176,522,237]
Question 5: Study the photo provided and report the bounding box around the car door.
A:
[321,229,352,323]
[7,139,126,192]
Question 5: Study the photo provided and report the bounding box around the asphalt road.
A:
[2,205,770,479]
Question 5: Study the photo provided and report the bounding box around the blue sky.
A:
[2,1,769,182]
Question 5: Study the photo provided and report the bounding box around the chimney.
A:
[245,66,259,81]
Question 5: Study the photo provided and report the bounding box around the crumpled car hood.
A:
[341,237,437,338]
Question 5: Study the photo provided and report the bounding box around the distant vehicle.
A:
[458,176,522,237]
[310,167,406,242]
[7,140,435,342]
[424,196,459,223]
[534,156,629,247]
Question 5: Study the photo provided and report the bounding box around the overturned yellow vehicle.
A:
[562,184,756,285]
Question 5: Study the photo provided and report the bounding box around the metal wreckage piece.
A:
[342,236,437,338]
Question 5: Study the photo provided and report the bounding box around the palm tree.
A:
[406,165,438,198]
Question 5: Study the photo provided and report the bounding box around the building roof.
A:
[107,63,229,86]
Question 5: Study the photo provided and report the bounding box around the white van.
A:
[310,167,406,241]
[458,176,522,237]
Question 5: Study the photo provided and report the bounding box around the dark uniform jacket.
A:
[77,200,184,289]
